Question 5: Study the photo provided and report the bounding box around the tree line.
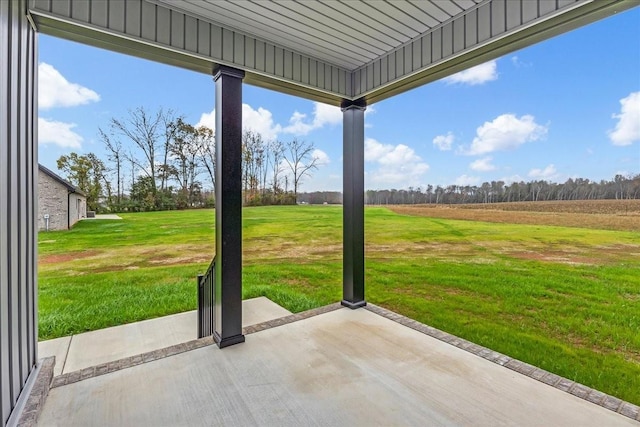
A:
[363,175,640,205]
[294,174,640,206]
[56,107,320,212]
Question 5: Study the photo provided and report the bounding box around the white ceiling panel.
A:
[155,0,483,70]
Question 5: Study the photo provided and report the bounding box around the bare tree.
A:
[269,140,285,195]
[110,107,167,197]
[98,128,124,208]
[195,126,215,191]
[283,138,319,197]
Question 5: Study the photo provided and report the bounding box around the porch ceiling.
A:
[29,0,638,104]
[152,0,484,71]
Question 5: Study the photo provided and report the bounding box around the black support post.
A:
[213,66,245,348]
[341,99,367,309]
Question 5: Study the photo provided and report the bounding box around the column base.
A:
[213,332,245,349]
[341,299,367,309]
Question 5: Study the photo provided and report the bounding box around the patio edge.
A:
[364,303,640,423]
[50,303,343,389]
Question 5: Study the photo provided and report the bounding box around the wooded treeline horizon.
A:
[50,106,639,212]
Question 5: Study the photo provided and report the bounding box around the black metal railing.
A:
[197,256,216,338]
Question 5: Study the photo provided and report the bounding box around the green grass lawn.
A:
[38,206,640,405]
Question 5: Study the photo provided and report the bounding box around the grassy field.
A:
[38,202,640,405]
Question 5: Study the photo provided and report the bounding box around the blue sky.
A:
[38,7,639,193]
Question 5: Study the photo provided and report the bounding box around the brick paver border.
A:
[364,303,640,422]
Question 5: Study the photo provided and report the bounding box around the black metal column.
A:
[213,66,245,348]
[341,99,367,309]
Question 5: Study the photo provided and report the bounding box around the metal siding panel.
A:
[366,63,374,91]
[9,0,21,402]
[301,56,309,84]
[317,61,325,89]
[332,65,340,92]
[465,9,478,47]
[540,0,557,16]
[359,68,367,95]
[156,5,170,45]
[275,47,284,77]
[184,15,198,53]
[412,40,421,71]
[1,1,37,419]
[477,3,491,42]
[140,1,156,41]
[309,59,317,87]
[171,11,184,49]
[432,28,442,62]
[255,40,265,72]
[125,0,141,37]
[18,12,28,383]
[30,0,51,12]
[90,0,107,27]
[339,70,346,96]
[421,33,431,67]
[26,26,37,368]
[265,44,275,75]
[404,45,412,74]
[108,0,125,33]
[70,0,90,22]
[373,58,381,87]
[245,38,255,69]
[233,33,244,65]
[388,51,396,81]
[292,53,300,81]
[0,0,10,419]
[442,22,453,58]
[491,0,506,37]
[50,0,70,16]
[211,25,222,60]
[284,50,293,80]
[558,0,576,9]
[453,16,465,53]
[506,0,522,30]
[222,28,234,62]
[395,48,403,78]
[325,64,332,91]
[197,19,210,56]
[522,0,539,24]
[380,55,388,84]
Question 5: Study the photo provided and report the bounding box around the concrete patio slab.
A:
[38,297,291,375]
[39,307,637,426]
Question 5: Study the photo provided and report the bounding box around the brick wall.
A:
[38,172,71,231]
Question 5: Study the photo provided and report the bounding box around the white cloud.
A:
[443,60,498,86]
[196,104,282,141]
[282,102,341,136]
[608,91,640,146]
[465,114,548,155]
[365,138,429,188]
[38,62,100,110]
[312,149,330,166]
[433,132,454,151]
[528,164,558,180]
[197,101,343,140]
[454,174,480,186]
[38,118,83,148]
[470,156,496,172]
[195,110,215,130]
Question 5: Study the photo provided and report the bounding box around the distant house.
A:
[38,164,87,231]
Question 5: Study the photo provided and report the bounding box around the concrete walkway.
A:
[39,305,638,426]
[82,214,122,220]
[38,297,292,376]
